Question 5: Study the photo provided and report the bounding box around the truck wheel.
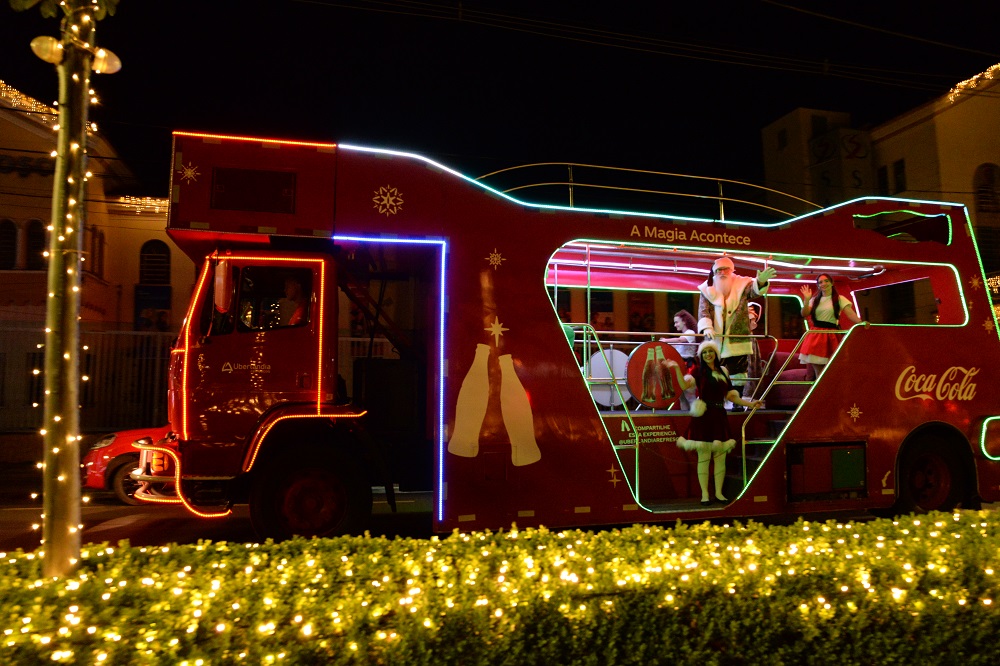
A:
[110,457,142,506]
[894,436,965,514]
[249,448,372,540]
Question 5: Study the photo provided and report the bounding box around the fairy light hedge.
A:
[1,512,999,664]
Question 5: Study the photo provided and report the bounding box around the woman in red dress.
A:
[798,274,862,379]
[665,341,762,505]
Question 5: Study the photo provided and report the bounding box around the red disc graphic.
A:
[626,341,686,408]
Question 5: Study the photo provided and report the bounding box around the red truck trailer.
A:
[134,131,1000,539]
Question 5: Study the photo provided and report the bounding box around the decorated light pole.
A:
[12,0,120,577]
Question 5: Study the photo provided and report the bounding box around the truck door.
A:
[188,258,327,445]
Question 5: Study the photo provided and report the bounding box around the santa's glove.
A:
[756,267,777,285]
[702,329,715,340]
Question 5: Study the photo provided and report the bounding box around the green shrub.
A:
[0,512,998,664]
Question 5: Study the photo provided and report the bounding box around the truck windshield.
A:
[236,266,312,331]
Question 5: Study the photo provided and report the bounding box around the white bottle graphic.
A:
[499,354,541,466]
[448,343,491,457]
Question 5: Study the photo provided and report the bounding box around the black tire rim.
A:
[114,464,141,503]
[908,452,952,510]
[280,470,349,535]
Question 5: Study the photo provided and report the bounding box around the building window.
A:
[876,166,890,196]
[0,221,15,270]
[25,220,46,270]
[90,229,105,278]
[893,159,907,194]
[974,163,1000,214]
[139,240,170,285]
[777,128,788,151]
[972,164,1000,274]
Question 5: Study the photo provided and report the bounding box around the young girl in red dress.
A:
[798,273,863,379]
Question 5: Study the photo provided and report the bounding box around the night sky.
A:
[2,1,999,200]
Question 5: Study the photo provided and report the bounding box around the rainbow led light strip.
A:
[177,132,968,234]
[332,234,449,522]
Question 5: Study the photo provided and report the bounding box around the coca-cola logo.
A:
[894,365,979,402]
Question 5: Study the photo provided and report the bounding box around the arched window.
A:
[85,227,105,278]
[93,229,105,278]
[25,220,46,270]
[139,239,170,284]
[0,220,16,270]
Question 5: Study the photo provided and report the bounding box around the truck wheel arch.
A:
[246,417,374,540]
[887,423,978,515]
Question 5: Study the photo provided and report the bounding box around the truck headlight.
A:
[90,433,116,450]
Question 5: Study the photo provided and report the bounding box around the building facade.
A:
[0,80,195,332]
[762,67,1000,316]
[0,81,196,434]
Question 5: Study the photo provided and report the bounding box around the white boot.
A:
[714,452,728,501]
[697,451,711,502]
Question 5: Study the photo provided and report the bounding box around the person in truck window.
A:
[798,274,863,379]
[278,276,308,326]
[665,340,762,505]
[666,309,698,369]
[742,302,763,403]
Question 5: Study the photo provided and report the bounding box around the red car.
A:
[81,426,170,505]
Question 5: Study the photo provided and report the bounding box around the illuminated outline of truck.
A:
[133,131,1000,539]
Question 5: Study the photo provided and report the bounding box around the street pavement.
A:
[0,461,433,552]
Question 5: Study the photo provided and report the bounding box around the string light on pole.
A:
[15,0,121,579]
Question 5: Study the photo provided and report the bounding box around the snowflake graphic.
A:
[984,318,996,332]
[485,248,506,270]
[372,185,404,216]
[176,161,200,184]
[970,275,982,290]
[847,403,862,422]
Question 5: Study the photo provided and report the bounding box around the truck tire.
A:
[894,436,965,514]
[110,457,142,506]
[249,447,372,540]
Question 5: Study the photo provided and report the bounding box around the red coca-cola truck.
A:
[133,131,1000,539]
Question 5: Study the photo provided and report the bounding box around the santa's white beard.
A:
[716,274,733,298]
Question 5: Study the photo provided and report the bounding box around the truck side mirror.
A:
[214,259,232,314]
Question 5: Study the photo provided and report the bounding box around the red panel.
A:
[170,132,337,239]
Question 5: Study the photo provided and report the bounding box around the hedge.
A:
[0,511,998,664]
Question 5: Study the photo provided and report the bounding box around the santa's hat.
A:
[697,339,721,358]
[712,256,734,273]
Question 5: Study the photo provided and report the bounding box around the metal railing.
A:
[739,329,847,484]
[0,327,174,433]
[476,162,821,220]
[0,329,401,433]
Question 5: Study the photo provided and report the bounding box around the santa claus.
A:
[697,256,776,385]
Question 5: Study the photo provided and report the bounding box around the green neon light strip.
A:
[345,146,966,231]
[960,206,1000,343]
[853,209,954,246]
[563,323,646,507]
[980,416,1000,461]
